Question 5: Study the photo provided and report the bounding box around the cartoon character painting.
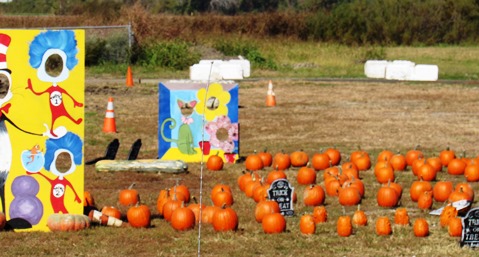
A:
[161,99,197,155]
[25,30,83,137]
[0,29,84,231]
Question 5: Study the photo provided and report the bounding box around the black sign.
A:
[267,178,294,216]
[461,207,479,247]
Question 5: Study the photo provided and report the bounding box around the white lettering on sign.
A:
[273,190,288,197]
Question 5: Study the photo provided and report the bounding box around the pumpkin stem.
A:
[128,182,136,190]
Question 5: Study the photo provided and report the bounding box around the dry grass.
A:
[1,79,479,256]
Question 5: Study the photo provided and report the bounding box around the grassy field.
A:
[1,77,478,256]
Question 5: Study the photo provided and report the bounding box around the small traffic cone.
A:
[102,97,117,133]
[126,66,134,87]
[266,80,276,107]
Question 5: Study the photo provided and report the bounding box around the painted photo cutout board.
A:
[158,81,239,163]
[0,30,84,231]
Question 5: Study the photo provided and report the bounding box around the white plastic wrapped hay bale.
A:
[385,60,415,80]
[229,59,251,78]
[190,60,223,81]
[220,62,243,80]
[408,64,439,81]
[364,60,388,79]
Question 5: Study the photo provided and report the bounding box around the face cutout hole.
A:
[0,74,10,100]
[206,97,219,110]
[55,152,72,174]
[216,127,229,141]
[45,54,64,77]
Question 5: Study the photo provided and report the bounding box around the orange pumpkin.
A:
[201,205,220,224]
[405,146,423,167]
[262,212,286,234]
[324,147,341,166]
[375,164,395,184]
[440,205,458,227]
[211,188,234,207]
[417,190,433,210]
[447,159,467,175]
[394,208,410,225]
[303,184,326,206]
[433,181,453,202]
[338,186,361,206]
[337,215,352,237]
[390,152,407,171]
[464,161,479,182]
[170,203,195,231]
[448,217,463,237]
[352,206,368,226]
[162,197,182,222]
[311,152,330,171]
[101,206,122,220]
[426,156,443,173]
[170,184,190,203]
[417,162,437,181]
[258,148,273,167]
[413,218,429,237]
[440,147,456,167]
[266,168,287,184]
[206,152,224,171]
[297,166,317,185]
[237,171,260,192]
[375,216,392,236]
[377,150,394,162]
[254,200,280,223]
[83,191,95,207]
[212,205,238,232]
[127,203,151,228]
[312,206,327,224]
[409,180,432,202]
[119,183,139,206]
[187,197,205,224]
[272,151,291,170]
[290,150,309,167]
[211,184,232,200]
[299,214,316,235]
[245,151,264,171]
[377,182,399,208]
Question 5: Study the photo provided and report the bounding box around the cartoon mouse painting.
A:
[25,30,83,137]
[161,99,197,155]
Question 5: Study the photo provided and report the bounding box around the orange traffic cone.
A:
[266,80,276,107]
[126,66,134,87]
[102,97,117,133]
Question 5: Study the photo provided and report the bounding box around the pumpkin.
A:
[211,184,232,200]
[266,168,287,185]
[440,146,456,167]
[245,151,264,171]
[311,152,331,171]
[170,203,196,231]
[262,213,286,234]
[201,205,220,224]
[440,205,458,227]
[337,215,352,237]
[303,184,325,206]
[389,152,407,171]
[237,171,260,192]
[272,151,291,170]
[299,214,316,235]
[83,191,95,207]
[448,217,463,237]
[375,164,395,184]
[207,152,224,171]
[255,200,280,223]
[394,208,410,225]
[350,147,369,164]
[377,182,399,208]
[0,212,5,230]
[127,203,151,228]
[325,177,341,197]
[426,156,443,173]
[162,196,182,222]
[101,206,122,220]
[464,161,479,182]
[448,187,472,203]
[290,149,309,167]
[410,179,432,202]
[417,162,437,181]
[244,176,262,198]
[375,216,392,236]
[258,148,273,167]
[187,197,205,224]
[413,218,429,237]
[454,182,474,201]
[343,178,365,198]
[156,189,170,216]
[352,153,371,171]
[447,158,466,175]
[119,183,139,206]
[377,149,394,162]
[325,147,341,166]
[388,180,403,200]
[211,188,234,207]
[170,184,190,203]
[352,205,367,226]
[405,146,423,167]
[342,165,360,180]
[297,166,317,185]
[338,186,361,206]
[433,181,453,202]
[411,157,426,176]
[212,205,238,232]
[312,206,327,224]
[252,182,270,203]
[417,190,433,210]
[47,213,90,232]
